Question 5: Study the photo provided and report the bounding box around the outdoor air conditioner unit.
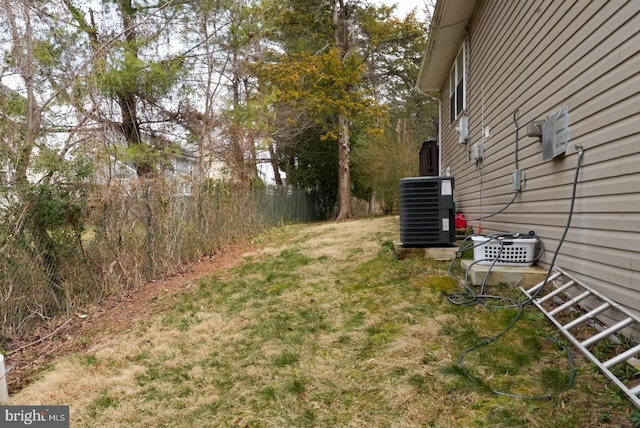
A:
[399,176,455,247]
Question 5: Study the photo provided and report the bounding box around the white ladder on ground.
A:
[520,267,640,408]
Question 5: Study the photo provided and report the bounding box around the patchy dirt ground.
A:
[4,244,251,394]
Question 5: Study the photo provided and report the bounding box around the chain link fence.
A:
[0,180,316,339]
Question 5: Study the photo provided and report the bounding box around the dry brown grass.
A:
[9,216,635,427]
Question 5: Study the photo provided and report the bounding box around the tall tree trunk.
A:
[118,0,154,177]
[244,78,258,184]
[268,142,283,186]
[230,52,247,185]
[117,91,153,177]
[336,114,352,220]
[396,118,408,145]
[333,0,353,220]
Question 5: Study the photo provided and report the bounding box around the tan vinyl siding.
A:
[438,0,640,312]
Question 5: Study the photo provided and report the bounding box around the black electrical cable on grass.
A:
[447,242,577,400]
[446,146,585,400]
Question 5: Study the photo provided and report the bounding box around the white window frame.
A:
[449,42,466,123]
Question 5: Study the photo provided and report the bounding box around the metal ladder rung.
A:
[525,271,563,295]
[563,302,611,330]
[628,383,640,396]
[581,317,634,348]
[537,280,576,304]
[604,344,640,369]
[548,290,592,317]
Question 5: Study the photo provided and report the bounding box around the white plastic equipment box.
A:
[471,235,538,267]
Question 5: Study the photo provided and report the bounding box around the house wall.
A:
[439,0,640,311]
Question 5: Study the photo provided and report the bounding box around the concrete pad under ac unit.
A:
[461,259,548,289]
[393,242,458,261]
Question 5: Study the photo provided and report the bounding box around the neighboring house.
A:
[417,1,640,312]
[93,155,138,186]
[166,149,228,194]
[93,149,228,194]
[167,149,199,195]
[170,150,199,178]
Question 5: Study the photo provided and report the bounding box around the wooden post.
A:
[0,354,8,404]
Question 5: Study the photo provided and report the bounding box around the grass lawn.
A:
[12,216,636,427]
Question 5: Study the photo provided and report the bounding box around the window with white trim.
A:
[449,43,466,123]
